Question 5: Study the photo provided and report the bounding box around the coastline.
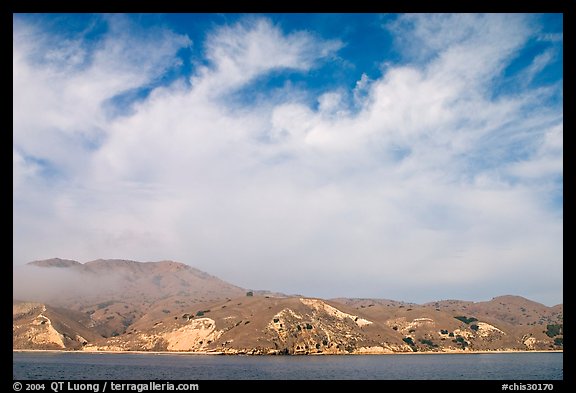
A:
[13,348,563,356]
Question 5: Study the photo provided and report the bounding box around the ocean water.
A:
[13,352,562,380]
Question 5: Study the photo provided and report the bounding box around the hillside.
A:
[13,301,102,350]
[13,259,563,354]
[14,258,246,338]
[25,258,246,304]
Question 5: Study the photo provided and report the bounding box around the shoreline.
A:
[13,349,563,356]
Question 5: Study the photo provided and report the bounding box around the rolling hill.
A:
[13,258,563,354]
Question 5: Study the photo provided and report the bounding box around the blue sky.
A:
[13,13,563,305]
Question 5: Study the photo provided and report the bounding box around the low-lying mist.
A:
[13,264,124,306]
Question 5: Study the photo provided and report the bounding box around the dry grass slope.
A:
[13,259,563,354]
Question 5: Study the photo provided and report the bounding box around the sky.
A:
[13,13,563,306]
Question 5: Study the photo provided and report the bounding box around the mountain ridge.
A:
[13,258,563,354]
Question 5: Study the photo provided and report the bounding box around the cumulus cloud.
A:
[13,14,562,305]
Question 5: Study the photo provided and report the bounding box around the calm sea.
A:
[13,352,562,380]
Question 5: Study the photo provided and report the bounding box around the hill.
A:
[14,258,246,337]
[13,258,563,354]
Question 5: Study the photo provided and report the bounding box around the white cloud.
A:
[387,13,531,66]
[13,14,191,187]
[13,14,562,305]
[538,32,563,43]
[13,149,39,192]
[523,50,555,85]
[506,123,563,179]
[353,73,370,105]
[191,17,342,96]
